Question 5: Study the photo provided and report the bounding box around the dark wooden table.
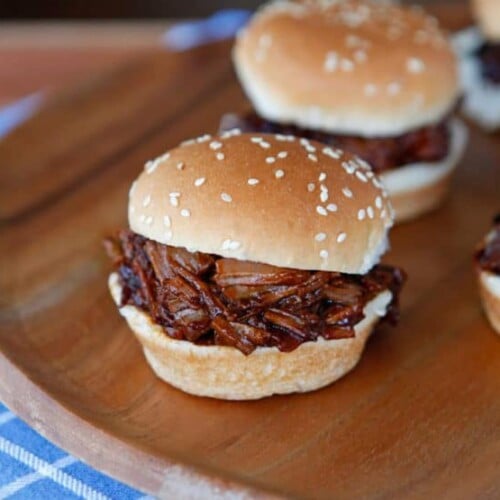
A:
[1,6,499,499]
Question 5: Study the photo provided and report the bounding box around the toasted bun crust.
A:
[478,270,500,334]
[233,0,459,137]
[109,273,392,399]
[473,0,500,41]
[381,119,467,223]
[129,132,393,274]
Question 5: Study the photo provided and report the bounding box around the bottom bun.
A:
[381,119,467,223]
[478,270,500,335]
[109,273,392,400]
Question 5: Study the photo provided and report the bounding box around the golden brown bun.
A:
[473,0,500,41]
[109,273,392,400]
[129,132,393,274]
[381,119,467,223]
[233,0,459,137]
[478,270,500,334]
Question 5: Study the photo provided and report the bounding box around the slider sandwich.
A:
[454,0,500,130]
[223,0,467,223]
[105,131,405,400]
[475,214,500,334]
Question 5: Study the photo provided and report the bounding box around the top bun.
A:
[473,0,500,41]
[233,0,459,137]
[128,131,393,275]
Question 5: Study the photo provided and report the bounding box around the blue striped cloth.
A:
[0,403,152,499]
[0,10,252,497]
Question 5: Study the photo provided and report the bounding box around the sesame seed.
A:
[209,141,223,150]
[315,232,326,242]
[221,192,232,203]
[181,138,196,146]
[216,152,225,160]
[145,160,158,174]
[316,206,328,216]
[358,209,366,221]
[163,215,171,227]
[340,58,354,72]
[164,230,172,241]
[176,161,185,170]
[308,153,318,162]
[375,196,383,209]
[277,151,288,159]
[322,147,341,159]
[248,178,260,185]
[194,177,206,187]
[354,49,367,63]
[180,209,190,217]
[342,161,356,174]
[259,141,271,149]
[145,215,154,226]
[356,171,368,182]
[274,134,294,141]
[407,57,425,73]
[367,206,374,219]
[129,181,137,196]
[169,192,180,198]
[320,186,329,203]
[337,232,347,243]
[305,144,316,153]
[142,195,151,207]
[275,169,285,179]
[319,172,327,181]
[266,156,276,164]
[320,249,329,259]
[387,82,401,95]
[342,187,353,198]
[324,51,338,72]
[308,183,316,192]
[196,134,211,143]
[250,136,263,143]
[364,83,377,97]
[221,239,231,250]
[220,128,241,139]
[381,209,387,218]
[327,203,338,212]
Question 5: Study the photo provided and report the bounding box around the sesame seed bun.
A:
[381,119,468,223]
[233,0,459,137]
[473,0,500,41]
[128,132,393,275]
[109,273,392,400]
[478,270,500,335]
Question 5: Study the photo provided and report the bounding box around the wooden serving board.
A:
[1,6,499,499]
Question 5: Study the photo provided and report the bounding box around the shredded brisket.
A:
[105,230,405,354]
[219,112,450,173]
[475,214,500,275]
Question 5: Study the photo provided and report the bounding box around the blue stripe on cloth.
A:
[0,403,147,499]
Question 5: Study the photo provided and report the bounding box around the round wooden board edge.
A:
[0,350,281,499]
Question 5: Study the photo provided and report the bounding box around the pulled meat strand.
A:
[105,230,405,354]
[219,112,450,173]
[475,214,500,275]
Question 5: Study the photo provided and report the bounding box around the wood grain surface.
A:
[1,5,499,499]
